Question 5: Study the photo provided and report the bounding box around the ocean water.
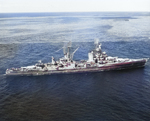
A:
[0,12,150,121]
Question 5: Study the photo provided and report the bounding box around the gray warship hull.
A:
[5,58,148,76]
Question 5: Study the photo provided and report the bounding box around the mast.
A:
[94,38,99,49]
[67,41,72,59]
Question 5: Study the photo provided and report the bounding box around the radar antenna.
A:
[67,41,72,48]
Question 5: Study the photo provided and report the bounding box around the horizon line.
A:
[0,11,150,14]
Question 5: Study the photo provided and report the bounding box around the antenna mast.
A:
[94,38,99,48]
[67,41,72,59]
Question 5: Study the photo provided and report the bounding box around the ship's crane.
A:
[71,47,79,60]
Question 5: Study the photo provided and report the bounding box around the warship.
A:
[6,40,149,76]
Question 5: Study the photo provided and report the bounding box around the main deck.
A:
[5,58,147,76]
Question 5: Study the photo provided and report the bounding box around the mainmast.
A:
[67,41,72,59]
[94,38,99,49]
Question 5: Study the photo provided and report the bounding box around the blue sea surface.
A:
[0,12,150,121]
